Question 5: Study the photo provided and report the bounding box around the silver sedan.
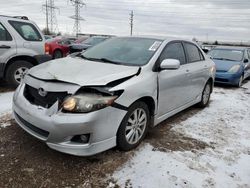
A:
[13,36,215,156]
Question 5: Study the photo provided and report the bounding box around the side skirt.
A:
[153,95,202,126]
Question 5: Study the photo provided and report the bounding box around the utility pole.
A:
[45,0,49,34]
[130,10,134,36]
[42,0,59,34]
[69,0,85,37]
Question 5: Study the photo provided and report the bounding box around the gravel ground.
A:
[0,81,249,188]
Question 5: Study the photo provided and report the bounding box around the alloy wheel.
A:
[202,83,211,105]
[125,108,147,145]
[14,67,29,83]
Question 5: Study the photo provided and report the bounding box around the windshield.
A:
[208,49,244,62]
[81,37,162,66]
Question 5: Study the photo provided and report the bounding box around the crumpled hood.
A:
[28,57,139,86]
[213,59,242,72]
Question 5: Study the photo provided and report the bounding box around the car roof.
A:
[90,36,110,39]
[121,35,194,43]
[0,15,31,23]
[213,46,248,51]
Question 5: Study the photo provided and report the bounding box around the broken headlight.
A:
[62,94,118,113]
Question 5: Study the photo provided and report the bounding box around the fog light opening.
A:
[71,134,90,144]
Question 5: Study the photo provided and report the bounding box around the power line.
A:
[69,0,85,36]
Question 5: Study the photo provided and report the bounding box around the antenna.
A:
[69,0,85,37]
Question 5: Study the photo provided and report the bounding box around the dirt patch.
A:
[145,106,210,152]
[0,80,14,93]
[0,118,133,188]
[0,87,14,93]
[0,106,210,187]
[0,114,12,128]
[148,129,210,152]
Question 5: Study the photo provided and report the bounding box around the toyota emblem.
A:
[38,88,47,97]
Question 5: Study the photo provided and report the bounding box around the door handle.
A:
[0,45,11,49]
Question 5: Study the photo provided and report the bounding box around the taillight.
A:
[45,43,50,54]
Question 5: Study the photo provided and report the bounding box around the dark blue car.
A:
[208,47,250,87]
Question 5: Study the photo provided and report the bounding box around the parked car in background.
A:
[74,36,89,44]
[44,35,53,40]
[13,36,215,156]
[0,15,51,87]
[69,36,109,54]
[208,46,250,87]
[45,37,76,59]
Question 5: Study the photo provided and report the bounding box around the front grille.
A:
[15,112,49,138]
[215,78,229,82]
[24,84,68,108]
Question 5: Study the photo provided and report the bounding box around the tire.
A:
[53,50,63,59]
[117,101,150,151]
[198,81,212,108]
[5,60,33,87]
[237,75,243,87]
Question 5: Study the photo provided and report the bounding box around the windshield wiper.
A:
[99,58,122,65]
[80,55,100,61]
[213,58,236,62]
[80,55,122,65]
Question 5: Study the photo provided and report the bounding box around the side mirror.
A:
[244,59,249,63]
[160,59,180,70]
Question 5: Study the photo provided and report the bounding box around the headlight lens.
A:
[62,94,117,113]
[228,65,241,73]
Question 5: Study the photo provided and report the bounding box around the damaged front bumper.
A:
[12,82,127,156]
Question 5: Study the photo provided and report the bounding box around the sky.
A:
[0,0,250,42]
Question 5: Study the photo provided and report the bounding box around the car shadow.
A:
[214,79,249,90]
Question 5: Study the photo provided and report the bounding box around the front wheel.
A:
[117,101,150,151]
[198,81,212,108]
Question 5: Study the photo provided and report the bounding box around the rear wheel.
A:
[117,101,150,151]
[53,50,63,59]
[5,60,33,87]
[198,81,212,108]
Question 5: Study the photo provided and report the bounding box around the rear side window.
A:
[184,43,204,63]
[159,42,186,65]
[9,20,42,41]
[0,23,12,41]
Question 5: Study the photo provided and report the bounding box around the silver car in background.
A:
[13,36,215,156]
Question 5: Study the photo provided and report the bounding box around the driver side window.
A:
[159,42,186,65]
